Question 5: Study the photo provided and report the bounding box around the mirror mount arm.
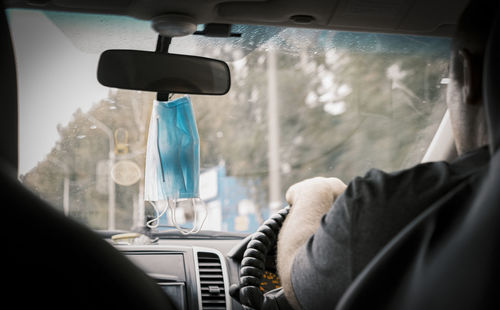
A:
[193,23,241,38]
[156,35,173,101]
[155,35,172,54]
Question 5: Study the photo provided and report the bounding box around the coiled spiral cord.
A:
[230,206,291,310]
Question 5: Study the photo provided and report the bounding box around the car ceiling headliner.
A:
[5,0,469,36]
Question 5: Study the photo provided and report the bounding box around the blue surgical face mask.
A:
[144,96,206,233]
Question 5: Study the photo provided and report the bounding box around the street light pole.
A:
[267,48,282,214]
[87,115,116,230]
[49,158,70,216]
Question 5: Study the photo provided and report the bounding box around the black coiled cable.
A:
[230,206,291,310]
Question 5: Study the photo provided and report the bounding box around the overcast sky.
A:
[8,9,226,175]
[9,9,109,174]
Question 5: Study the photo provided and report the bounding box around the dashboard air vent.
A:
[197,252,226,310]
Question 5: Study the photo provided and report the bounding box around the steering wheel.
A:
[229,206,293,310]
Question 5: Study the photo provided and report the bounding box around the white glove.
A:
[278,177,347,310]
[285,177,347,214]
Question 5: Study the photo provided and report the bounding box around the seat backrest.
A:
[336,7,500,310]
[485,7,500,154]
[2,6,176,309]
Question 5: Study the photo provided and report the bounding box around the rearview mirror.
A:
[97,50,231,95]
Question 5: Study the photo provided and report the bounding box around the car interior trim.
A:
[193,246,233,310]
[421,109,458,163]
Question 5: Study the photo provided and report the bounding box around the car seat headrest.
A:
[484,10,500,154]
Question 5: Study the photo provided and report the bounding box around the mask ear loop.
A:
[191,199,208,233]
[146,200,169,229]
[146,199,208,234]
[169,198,208,235]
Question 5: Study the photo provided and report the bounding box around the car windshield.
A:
[9,9,450,234]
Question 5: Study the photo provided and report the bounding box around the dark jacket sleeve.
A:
[290,161,461,310]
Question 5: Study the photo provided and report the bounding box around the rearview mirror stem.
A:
[156,35,173,101]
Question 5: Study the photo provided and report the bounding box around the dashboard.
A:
[114,237,280,310]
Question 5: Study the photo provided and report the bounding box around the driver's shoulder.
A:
[340,146,489,220]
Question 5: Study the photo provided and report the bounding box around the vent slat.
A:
[198,263,221,267]
[201,288,225,292]
[201,294,226,298]
[199,258,220,262]
[200,274,223,277]
[201,286,224,292]
[199,268,222,273]
[200,281,224,285]
[198,252,226,310]
[203,300,226,304]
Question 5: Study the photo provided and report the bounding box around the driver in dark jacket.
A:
[277,1,496,309]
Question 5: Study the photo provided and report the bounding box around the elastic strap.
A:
[146,199,208,234]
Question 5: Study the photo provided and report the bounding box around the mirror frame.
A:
[97,50,231,95]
